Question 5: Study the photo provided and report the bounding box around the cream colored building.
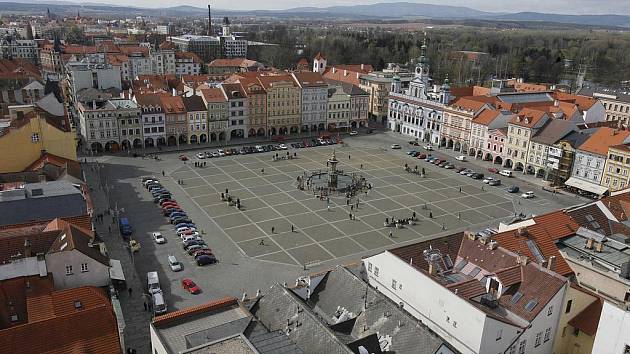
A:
[553,285,601,354]
[258,75,301,136]
[602,144,630,192]
[505,108,550,173]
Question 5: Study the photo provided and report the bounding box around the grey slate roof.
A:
[578,86,630,104]
[298,266,458,354]
[560,129,597,149]
[252,284,354,354]
[0,182,87,226]
[530,119,578,146]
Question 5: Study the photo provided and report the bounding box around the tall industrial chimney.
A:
[207,5,212,36]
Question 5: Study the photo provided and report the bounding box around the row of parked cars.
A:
[142,176,218,266]
[405,151,536,198]
[190,137,344,160]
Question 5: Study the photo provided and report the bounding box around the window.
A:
[544,328,551,342]
[374,267,379,276]
[65,265,73,275]
[535,332,542,347]
[547,305,553,316]
[31,133,39,142]
[392,279,397,289]
[368,263,372,272]
[518,340,526,354]
[565,299,573,313]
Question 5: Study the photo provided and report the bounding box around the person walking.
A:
[271,226,275,234]
[261,168,264,174]
[259,239,265,246]
[429,211,433,219]
[162,170,165,176]
[291,225,295,232]
[128,287,133,297]
[349,213,352,220]
[412,211,416,219]
[143,302,148,311]
[389,230,393,238]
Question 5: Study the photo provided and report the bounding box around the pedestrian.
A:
[327,197,330,204]
[143,302,147,311]
[348,155,351,160]
[351,205,354,211]
[128,287,133,296]
[294,152,297,157]
[225,188,229,194]
[457,212,461,219]
[108,226,111,234]
[259,239,265,246]
[459,187,462,193]
[327,205,330,211]
[412,211,416,219]
[422,167,425,175]
[349,213,352,220]
[481,186,484,191]
[271,226,275,234]
[429,211,433,219]
[360,164,363,169]
[162,170,165,176]
[261,168,264,174]
[346,199,349,206]
[221,192,224,200]
[389,230,393,238]
[291,225,295,232]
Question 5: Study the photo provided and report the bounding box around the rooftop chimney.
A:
[547,256,556,271]
[585,238,594,250]
[24,239,32,258]
[487,240,498,250]
[517,255,528,265]
[595,241,604,253]
[344,69,348,76]
[332,67,336,74]
[428,261,437,275]
[465,231,477,241]
[361,64,364,70]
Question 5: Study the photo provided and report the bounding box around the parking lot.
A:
[96,133,583,313]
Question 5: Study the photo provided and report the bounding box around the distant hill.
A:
[0,1,628,29]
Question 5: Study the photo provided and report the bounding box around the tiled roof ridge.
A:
[153,296,238,327]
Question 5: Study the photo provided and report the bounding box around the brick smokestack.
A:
[208,5,212,36]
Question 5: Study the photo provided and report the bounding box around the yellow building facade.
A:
[0,112,77,173]
[552,285,599,354]
[602,144,630,192]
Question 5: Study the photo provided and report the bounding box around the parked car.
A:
[488,168,499,174]
[444,163,454,169]
[196,152,205,159]
[466,171,476,177]
[278,143,288,150]
[488,179,502,186]
[455,155,467,161]
[217,149,225,157]
[417,154,427,159]
[423,144,433,151]
[174,222,196,230]
[471,173,484,179]
[482,177,494,184]
[179,155,188,161]
[499,170,513,177]
[255,145,264,153]
[152,232,166,244]
[129,240,141,253]
[196,254,217,266]
[507,185,520,193]
[168,255,182,272]
[187,244,210,255]
[192,249,214,258]
[439,161,449,168]
[163,208,183,216]
[349,131,358,136]
[182,278,201,294]
[390,144,401,149]
[521,191,535,199]
[460,169,473,175]
[171,217,192,225]
[176,226,196,234]
[407,150,417,156]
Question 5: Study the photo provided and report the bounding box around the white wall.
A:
[364,252,520,354]
[46,249,109,289]
[592,301,630,354]
[150,324,169,354]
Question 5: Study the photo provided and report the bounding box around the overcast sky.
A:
[85,0,628,15]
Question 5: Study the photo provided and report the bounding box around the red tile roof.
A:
[492,211,578,277]
[509,108,548,128]
[578,127,630,156]
[199,87,227,103]
[448,96,491,114]
[153,296,238,327]
[472,107,501,126]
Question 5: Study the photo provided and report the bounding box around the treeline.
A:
[247,25,630,88]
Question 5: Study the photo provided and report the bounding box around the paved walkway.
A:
[84,162,152,354]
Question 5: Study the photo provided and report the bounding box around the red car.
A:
[182,278,201,294]
[192,249,214,258]
[417,154,427,159]
[179,155,188,161]
[162,202,180,209]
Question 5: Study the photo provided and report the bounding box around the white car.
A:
[196,152,205,159]
[255,145,264,152]
[455,155,467,161]
[521,191,535,199]
[482,177,494,184]
[182,235,203,243]
[176,226,197,234]
[217,149,225,157]
[424,144,434,151]
[349,131,358,136]
[278,143,288,150]
[168,255,183,272]
[152,232,166,244]
[391,144,401,149]
[179,231,200,239]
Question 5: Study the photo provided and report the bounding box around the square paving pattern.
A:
[174,145,518,267]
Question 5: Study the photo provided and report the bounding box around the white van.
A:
[147,271,160,294]
[152,290,167,314]
[499,170,513,177]
[168,255,182,272]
